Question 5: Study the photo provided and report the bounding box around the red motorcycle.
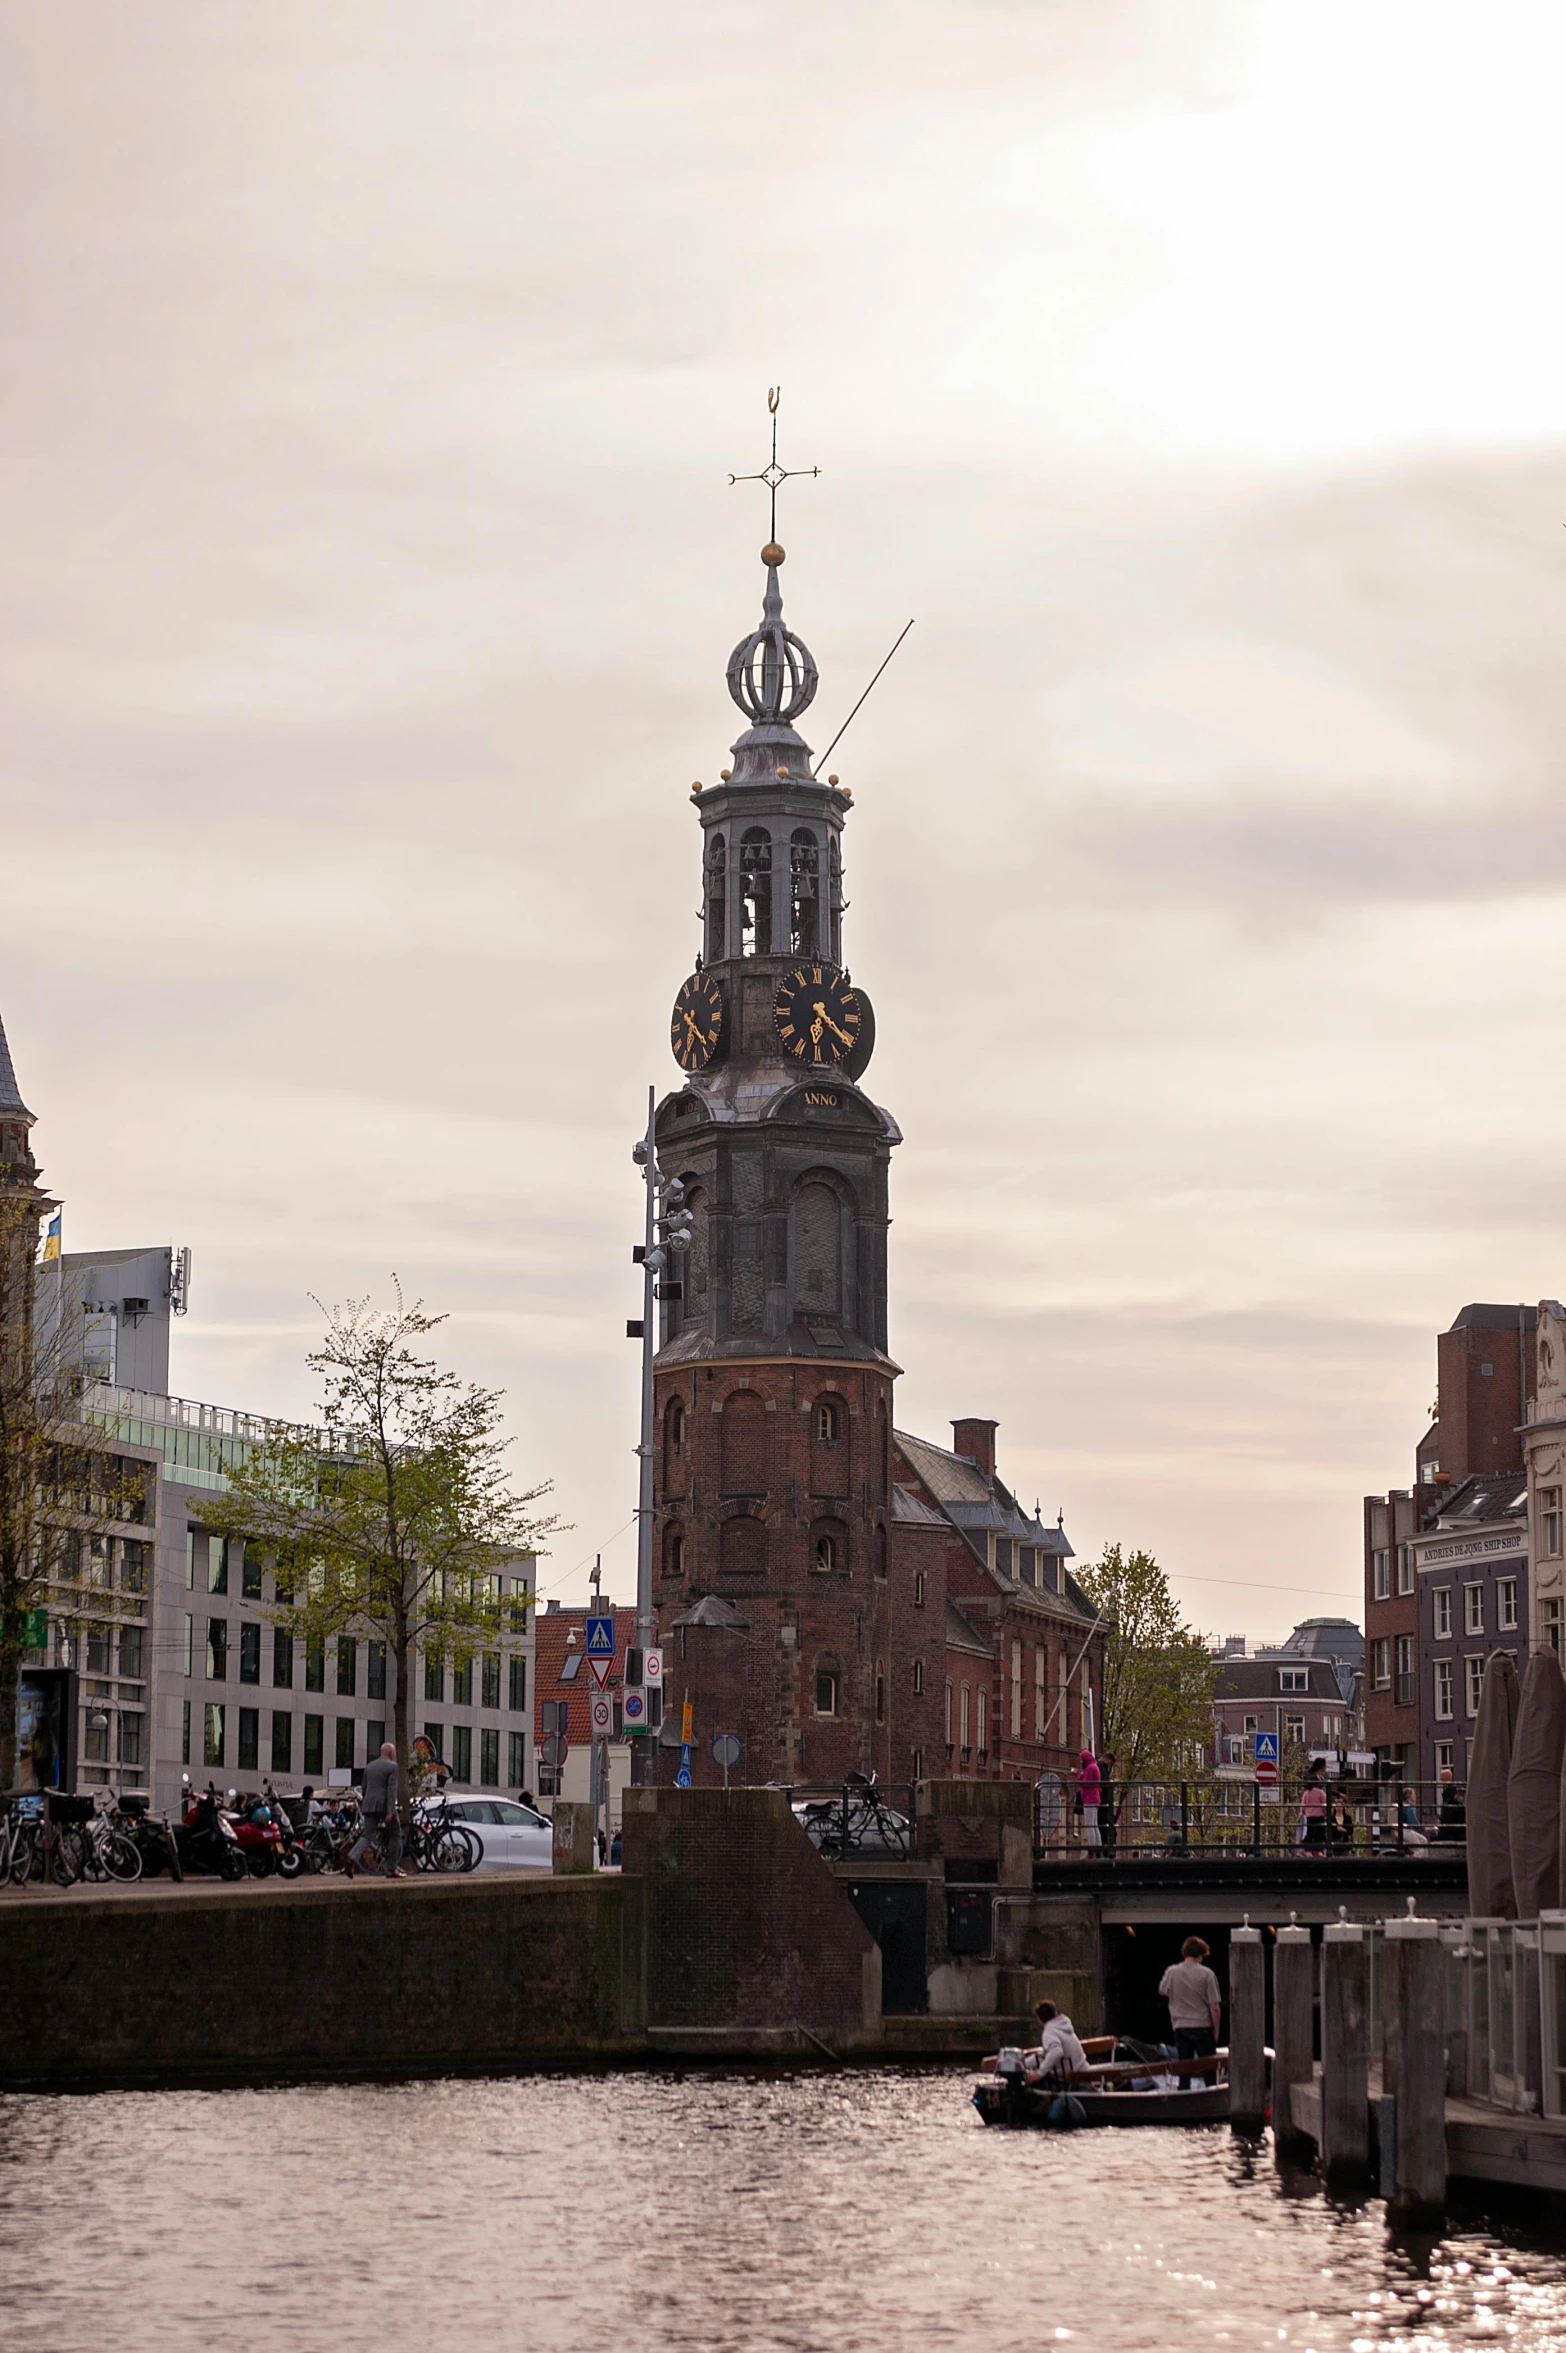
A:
[226,1789,302,1878]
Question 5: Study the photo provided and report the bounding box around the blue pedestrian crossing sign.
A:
[1253,1731,1279,1764]
[585,1615,615,1660]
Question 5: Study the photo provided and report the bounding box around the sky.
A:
[5,2,1566,1637]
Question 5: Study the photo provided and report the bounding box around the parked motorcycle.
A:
[176,1778,247,1879]
[261,1783,308,1878]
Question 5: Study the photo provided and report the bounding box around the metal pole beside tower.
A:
[635,1084,657,1661]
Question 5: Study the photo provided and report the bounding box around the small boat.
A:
[971,2036,1233,2128]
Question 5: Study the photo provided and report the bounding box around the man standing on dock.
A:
[1159,1936,1222,2085]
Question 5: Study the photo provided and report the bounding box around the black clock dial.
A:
[773,961,862,1067]
[670,972,724,1071]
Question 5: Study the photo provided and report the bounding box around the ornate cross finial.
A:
[728,387,819,553]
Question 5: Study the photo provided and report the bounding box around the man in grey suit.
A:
[346,1742,404,1878]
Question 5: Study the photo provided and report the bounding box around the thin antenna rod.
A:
[811,618,914,778]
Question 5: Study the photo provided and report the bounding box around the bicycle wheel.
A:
[8,1825,36,1885]
[50,1833,81,1888]
[101,1832,143,1883]
[455,1824,482,1874]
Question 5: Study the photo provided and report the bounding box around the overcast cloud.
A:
[5,2,1565,1633]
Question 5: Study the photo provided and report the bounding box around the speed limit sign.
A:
[589,1692,613,1737]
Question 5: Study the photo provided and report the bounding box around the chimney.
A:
[951,1418,998,1480]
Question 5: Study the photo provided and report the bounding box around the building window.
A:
[117,1711,145,1769]
[1542,1597,1564,1655]
[1498,1578,1518,1632]
[1464,1585,1484,1638]
[86,1622,112,1675]
[663,1527,686,1580]
[450,1725,472,1781]
[330,1718,351,1770]
[912,1747,923,1781]
[271,1712,292,1772]
[508,1731,527,1787]
[1434,1660,1454,1721]
[203,1703,226,1767]
[241,1548,263,1600]
[1372,1637,1390,1688]
[1542,1486,1562,1558]
[235,1623,259,1686]
[305,1640,325,1693]
[875,1665,886,1724]
[995,1539,1013,1578]
[1435,1739,1454,1777]
[1372,1549,1390,1601]
[912,1657,924,1696]
[367,1643,386,1700]
[944,1680,953,1751]
[1396,1635,1415,1706]
[558,1650,582,1683]
[1397,1545,1414,1596]
[1277,1668,1308,1692]
[481,1654,501,1711]
[509,1655,528,1712]
[959,1683,971,1756]
[815,1400,839,1443]
[365,1719,384,1756]
[1283,1714,1304,1745]
[119,1624,144,1681]
[207,1537,227,1596]
[815,1533,836,1572]
[1226,1735,1244,1765]
[425,1653,444,1703]
[272,1629,293,1688]
[913,1571,925,1607]
[976,1689,988,1760]
[815,1670,839,1717]
[423,1722,445,1766]
[185,1528,197,1588]
[181,1614,194,1677]
[452,1656,473,1707]
[206,1618,228,1681]
[237,1708,259,1772]
[1010,1639,1022,1737]
[1434,1587,1452,1639]
[479,1727,500,1785]
[336,1638,357,1697]
[1465,1655,1485,1718]
[304,1715,324,1777]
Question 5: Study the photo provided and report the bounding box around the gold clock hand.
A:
[813,1002,853,1048]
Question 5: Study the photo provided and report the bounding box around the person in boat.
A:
[1158,1935,1222,2087]
[1025,1999,1089,2082]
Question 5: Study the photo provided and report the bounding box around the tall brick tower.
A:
[649,525,902,1785]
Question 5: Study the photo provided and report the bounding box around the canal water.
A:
[2,2068,1564,2352]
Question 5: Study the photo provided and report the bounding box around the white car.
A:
[437,1794,553,1869]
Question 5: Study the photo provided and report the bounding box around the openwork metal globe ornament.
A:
[726,558,819,726]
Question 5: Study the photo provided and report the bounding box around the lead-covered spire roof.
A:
[0,1008,31,1119]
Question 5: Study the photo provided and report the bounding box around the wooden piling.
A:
[1320,1920,1370,2185]
[1273,1921,1315,2165]
[1228,1922,1266,2133]
[1382,1914,1446,2230]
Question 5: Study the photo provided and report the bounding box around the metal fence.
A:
[1033,1774,1468,1860]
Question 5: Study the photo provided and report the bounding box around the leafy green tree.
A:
[202,1289,562,1808]
[1073,1542,1218,1796]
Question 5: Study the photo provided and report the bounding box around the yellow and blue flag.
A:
[40,1211,61,1263]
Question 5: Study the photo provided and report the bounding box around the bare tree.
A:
[201,1288,562,1808]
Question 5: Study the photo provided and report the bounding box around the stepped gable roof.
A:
[946,1595,994,1658]
[0,1009,31,1118]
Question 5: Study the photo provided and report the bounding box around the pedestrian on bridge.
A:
[1158,1935,1222,2086]
[1075,1751,1102,1850]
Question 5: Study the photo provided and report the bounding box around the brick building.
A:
[1364,1301,1537,1782]
[644,537,1101,1787]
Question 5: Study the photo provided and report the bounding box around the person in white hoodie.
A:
[1026,1999,1088,2081]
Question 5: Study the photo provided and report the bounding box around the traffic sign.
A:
[541,1734,567,1767]
[676,1743,692,1789]
[644,1647,664,1689]
[681,1698,694,1743]
[1253,1732,1279,1763]
[622,1688,649,1733]
[1254,1760,1278,1786]
[588,1653,613,1687]
[585,1615,615,1659]
[589,1693,613,1738]
[711,1734,741,1768]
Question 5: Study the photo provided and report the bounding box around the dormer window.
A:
[1277,1667,1309,1692]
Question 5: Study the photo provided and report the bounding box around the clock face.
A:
[773,962,863,1067]
[670,972,724,1071]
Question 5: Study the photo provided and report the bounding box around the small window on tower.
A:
[815,1400,839,1443]
[815,1670,839,1716]
[815,1533,836,1572]
[789,829,820,956]
[740,828,772,956]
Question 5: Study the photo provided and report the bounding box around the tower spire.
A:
[0,1008,31,1122]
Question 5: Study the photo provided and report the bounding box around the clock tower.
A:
[650,530,903,1784]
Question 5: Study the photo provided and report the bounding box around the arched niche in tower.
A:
[719,1512,766,1578]
[791,1174,853,1327]
[739,827,773,957]
[719,1387,768,1497]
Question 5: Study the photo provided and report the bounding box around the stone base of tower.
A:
[648,1353,944,1788]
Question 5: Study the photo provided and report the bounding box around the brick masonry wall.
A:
[621,1784,880,2039]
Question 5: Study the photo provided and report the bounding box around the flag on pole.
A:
[40,1211,61,1263]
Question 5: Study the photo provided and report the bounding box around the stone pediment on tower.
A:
[765,1078,888,1132]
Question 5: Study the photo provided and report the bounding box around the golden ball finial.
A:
[827,774,840,786]
[761,541,785,567]
[719,767,732,781]
[691,781,703,795]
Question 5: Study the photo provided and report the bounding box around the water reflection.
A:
[0,2069,1563,2352]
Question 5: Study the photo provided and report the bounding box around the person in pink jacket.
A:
[1076,1751,1103,1849]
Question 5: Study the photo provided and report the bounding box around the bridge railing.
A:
[1033,1774,1468,1861]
